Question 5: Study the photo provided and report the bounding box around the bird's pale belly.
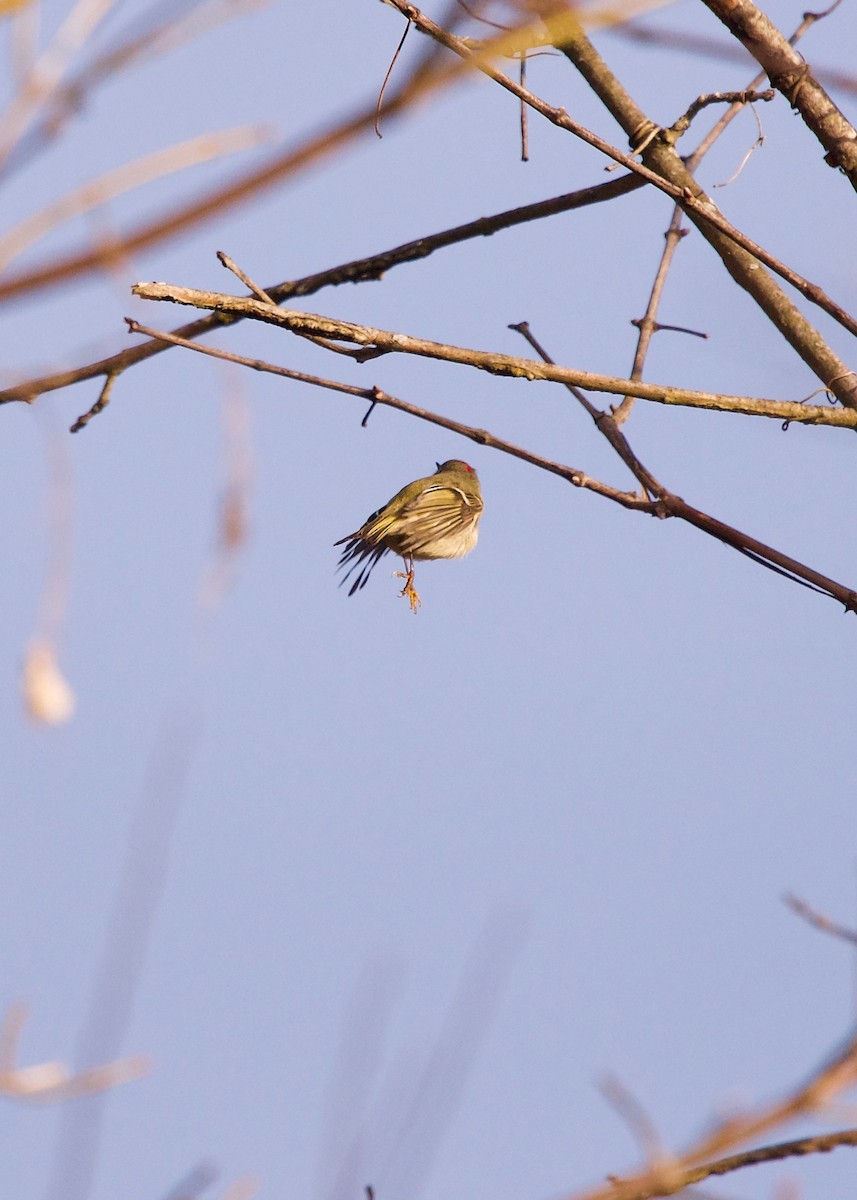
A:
[407,526,480,560]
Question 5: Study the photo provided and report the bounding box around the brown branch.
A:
[785,892,857,947]
[509,321,857,609]
[509,321,664,498]
[570,1032,857,1200]
[699,0,857,189]
[668,88,775,138]
[616,3,833,424]
[385,1,857,407]
[128,283,857,430]
[124,318,646,508]
[609,1128,857,1199]
[0,174,643,410]
[127,313,857,614]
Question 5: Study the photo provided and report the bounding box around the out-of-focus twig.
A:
[613,20,857,98]
[0,0,120,172]
[785,893,857,948]
[0,8,554,304]
[569,1031,857,1200]
[2,0,269,177]
[0,125,270,273]
[0,1003,149,1103]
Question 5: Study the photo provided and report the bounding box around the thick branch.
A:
[533,10,857,409]
[699,0,857,189]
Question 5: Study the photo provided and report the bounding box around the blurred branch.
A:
[0,124,271,273]
[0,1003,149,1104]
[613,20,857,97]
[699,0,857,189]
[571,1031,857,1200]
[128,283,857,429]
[604,1128,857,1199]
[785,892,857,947]
[0,0,120,172]
[2,0,270,178]
[0,7,552,305]
[385,1,857,407]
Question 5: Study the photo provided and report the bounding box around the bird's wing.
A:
[393,483,483,556]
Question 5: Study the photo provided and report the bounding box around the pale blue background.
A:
[1,2,856,1199]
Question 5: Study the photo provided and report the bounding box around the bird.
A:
[335,459,483,612]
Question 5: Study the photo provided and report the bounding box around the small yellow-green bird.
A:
[335,459,483,612]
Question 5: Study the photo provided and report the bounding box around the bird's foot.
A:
[394,568,421,614]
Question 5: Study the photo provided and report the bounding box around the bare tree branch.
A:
[384,1,857,407]
[127,283,857,430]
[699,0,857,189]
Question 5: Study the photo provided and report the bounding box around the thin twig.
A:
[509,320,664,498]
[785,893,857,947]
[519,53,528,161]
[216,251,274,304]
[70,371,120,433]
[613,1,818,424]
[667,89,775,140]
[376,17,411,137]
[124,317,642,506]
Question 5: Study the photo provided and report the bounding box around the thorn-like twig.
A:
[70,369,120,434]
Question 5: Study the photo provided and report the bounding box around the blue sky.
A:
[2,3,857,1199]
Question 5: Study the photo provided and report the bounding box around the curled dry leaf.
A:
[22,639,75,724]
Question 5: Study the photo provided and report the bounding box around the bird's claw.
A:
[394,568,422,614]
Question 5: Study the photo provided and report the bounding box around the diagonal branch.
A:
[699,0,857,190]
